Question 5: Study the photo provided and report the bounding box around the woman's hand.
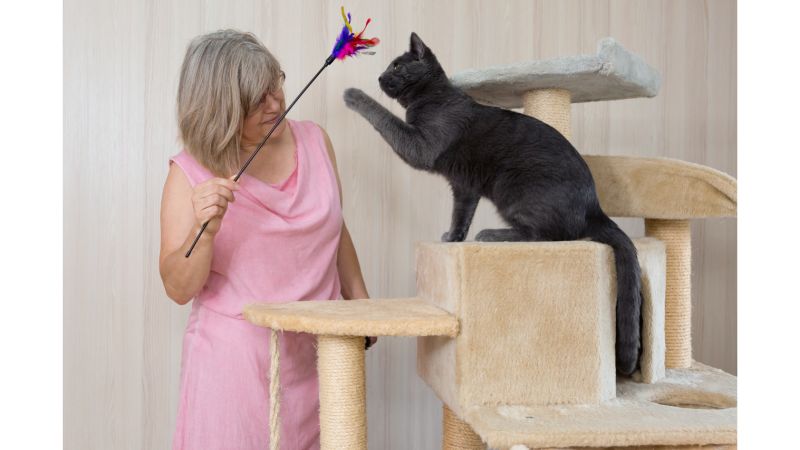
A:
[191,177,240,235]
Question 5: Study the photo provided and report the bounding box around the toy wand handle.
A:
[185,55,336,257]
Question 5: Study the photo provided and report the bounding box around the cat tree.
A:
[244,38,737,449]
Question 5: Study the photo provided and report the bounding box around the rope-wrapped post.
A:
[442,405,484,450]
[645,219,693,368]
[317,335,367,450]
[269,329,281,450]
[522,88,572,139]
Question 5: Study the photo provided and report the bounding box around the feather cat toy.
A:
[186,7,379,257]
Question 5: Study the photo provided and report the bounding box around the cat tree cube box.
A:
[416,238,665,414]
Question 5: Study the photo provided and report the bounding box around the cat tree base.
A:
[415,238,732,449]
[461,362,736,450]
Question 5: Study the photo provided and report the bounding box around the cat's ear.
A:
[410,32,428,60]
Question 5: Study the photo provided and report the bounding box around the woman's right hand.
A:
[191,177,240,236]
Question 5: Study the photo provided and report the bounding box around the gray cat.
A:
[344,32,642,376]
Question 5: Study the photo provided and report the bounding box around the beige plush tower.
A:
[429,37,738,450]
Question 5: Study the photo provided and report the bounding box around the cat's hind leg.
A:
[476,200,551,242]
[474,228,536,242]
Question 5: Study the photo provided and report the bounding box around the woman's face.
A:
[241,72,287,150]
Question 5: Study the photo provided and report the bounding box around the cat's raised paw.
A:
[343,88,370,110]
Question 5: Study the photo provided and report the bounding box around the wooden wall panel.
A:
[64,0,147,448]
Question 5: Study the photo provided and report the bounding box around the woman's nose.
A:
[262,94,280,111]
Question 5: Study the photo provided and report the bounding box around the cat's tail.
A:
[584,213,642,376]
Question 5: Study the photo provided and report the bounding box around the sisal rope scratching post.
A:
[522,88,572,139]
[443,405,485,450]
[645,219,692,368]
[269,329,281,450]
[317,335,367,450]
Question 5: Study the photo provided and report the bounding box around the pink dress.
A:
[169,119,342,450]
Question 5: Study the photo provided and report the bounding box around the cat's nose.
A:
[378,74,385,84]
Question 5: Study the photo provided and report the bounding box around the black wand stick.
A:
[185,55,336,257]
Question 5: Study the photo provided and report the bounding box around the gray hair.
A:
[177,29,282,176]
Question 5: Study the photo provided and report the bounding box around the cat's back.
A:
[457,103,573,160]
[469,103,557,143]
[446,102,593,187]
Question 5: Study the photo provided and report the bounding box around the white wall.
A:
[64,1,737,448]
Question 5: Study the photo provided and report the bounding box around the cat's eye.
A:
[393,63,399,70]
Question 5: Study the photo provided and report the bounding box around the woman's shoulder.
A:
[169,149,213,187]
[169,148,192,166]
[291,119,332,148]
[290,118,326,136]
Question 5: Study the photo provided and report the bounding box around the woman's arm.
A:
[320,128,369,300]
[159,163,238,304]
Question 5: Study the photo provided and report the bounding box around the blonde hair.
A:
[177,30,282,176]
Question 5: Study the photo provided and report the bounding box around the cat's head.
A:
[378,32,446,101]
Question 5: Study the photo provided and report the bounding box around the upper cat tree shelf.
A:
[450,37,661,108]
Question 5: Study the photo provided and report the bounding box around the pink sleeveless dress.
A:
[169,119,342,450]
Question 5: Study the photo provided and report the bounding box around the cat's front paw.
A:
[441,230,466,242]
[343,88,371,111]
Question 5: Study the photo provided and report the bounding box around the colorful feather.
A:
[331,6,380,60]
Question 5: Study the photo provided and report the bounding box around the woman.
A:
[159,30,373,450]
